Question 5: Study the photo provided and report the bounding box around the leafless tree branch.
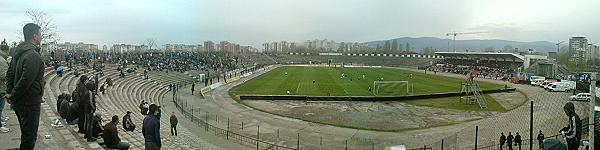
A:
[17,10,60,43]
[145,38,157,50]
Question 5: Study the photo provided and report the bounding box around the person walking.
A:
[0,44,10,133]
[143,104,162,149]
[170,112,178,136]
[537,130,544,150]
[507,132,514,150]
[560,102,582,150]
[500,132,506,150]
[191,83,195,95]
[5,23,46,149]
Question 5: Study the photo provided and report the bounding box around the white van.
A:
[530,76,545,83]
[530,79,545,86]
[549,82,573,92]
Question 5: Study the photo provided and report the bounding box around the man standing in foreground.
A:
[5,23,46,150]
[560,102,581,150]
[143,104,161,149]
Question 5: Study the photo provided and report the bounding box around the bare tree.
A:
[18,10,60,43]
[145,38,157,50]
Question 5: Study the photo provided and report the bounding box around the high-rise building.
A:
[588,44,599,60]
[204,41,214,52]
[220,41,230,52]
[569,37,588,62]
[262,42,270,52]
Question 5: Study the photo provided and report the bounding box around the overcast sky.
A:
[1,0,599,49]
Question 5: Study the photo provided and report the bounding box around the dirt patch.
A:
[488,90,526,110]
[243,90,525,131]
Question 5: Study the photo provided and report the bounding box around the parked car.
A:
[570,93,591,101]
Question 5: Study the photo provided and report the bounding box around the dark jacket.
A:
[170,115,178,127]
[92,116,104,138]
[514,134,521,144]
[103,122,120,148]
[123,114,135,129]
[500,134,506,145]
[57,94,65,112]
[71,90,77,102]
[561,102,582,141]
[66,102,79,123]
[59,99,70,119]
[507,134,514,144]
[143,115,162,147]
[83,82,96,114]
[537,133,544,141]
[6,41,45,105]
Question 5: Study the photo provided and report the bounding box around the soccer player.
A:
[312,80,315,84]
[285,72,287,76]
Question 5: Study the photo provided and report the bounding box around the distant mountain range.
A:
[360,37,559,54]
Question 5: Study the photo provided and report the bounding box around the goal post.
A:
[373,81,411,96]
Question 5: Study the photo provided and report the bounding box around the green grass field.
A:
[230,66,504,97]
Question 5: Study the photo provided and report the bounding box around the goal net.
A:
[373,81,411,96]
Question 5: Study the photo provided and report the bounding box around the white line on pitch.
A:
[296,83,300,93]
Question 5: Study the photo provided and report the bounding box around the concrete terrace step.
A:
[36,64,228,149]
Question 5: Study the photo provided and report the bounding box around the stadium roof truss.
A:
[434,52,525,63]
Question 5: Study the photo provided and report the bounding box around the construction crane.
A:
[446,31,489,52]
[556,41,564,54]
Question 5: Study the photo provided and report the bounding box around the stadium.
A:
[4,50,595,150]
[193,53,589,149]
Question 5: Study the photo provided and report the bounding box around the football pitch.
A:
[230,66,504,96]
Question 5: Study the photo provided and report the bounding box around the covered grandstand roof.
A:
[435,52,525,62]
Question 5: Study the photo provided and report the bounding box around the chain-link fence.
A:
[172,85,298,150]
[172,80,598,150]
[425,90,595,150]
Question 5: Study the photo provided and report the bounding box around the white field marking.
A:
[296,83,301,93]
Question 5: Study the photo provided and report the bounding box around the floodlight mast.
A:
[446,31,489,52]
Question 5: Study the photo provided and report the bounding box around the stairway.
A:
[468,81,487,108]
[556,65,572,77]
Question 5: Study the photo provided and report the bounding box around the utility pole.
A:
[590,72,596,150]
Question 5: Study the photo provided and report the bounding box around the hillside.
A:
[361,37,557,54]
